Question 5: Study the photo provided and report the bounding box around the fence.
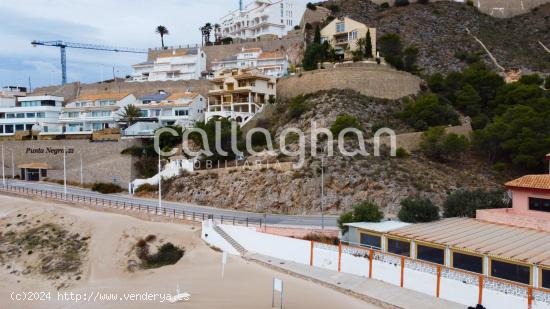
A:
[0,184,263,228]
[213,224,550,309]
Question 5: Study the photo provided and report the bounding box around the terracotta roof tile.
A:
[505,175,550,191]
[166,92,199,100]
[258,51,284,59]
[73,93,130,102]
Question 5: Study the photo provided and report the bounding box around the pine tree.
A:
[365,29,373,58]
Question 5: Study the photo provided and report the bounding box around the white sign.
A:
[272,277,283,308]
[273,278,283,292]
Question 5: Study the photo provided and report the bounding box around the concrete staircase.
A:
[213,225,248,256]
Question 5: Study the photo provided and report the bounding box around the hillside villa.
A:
[206,68,276,125]
[124,91,206,136]
[129,48,206,82]
[219,0,309,40]
[0,95,64,137]
[346,171,550,288]
[320,16,376,61]
[211,47,289,77]
[59,93,136,134]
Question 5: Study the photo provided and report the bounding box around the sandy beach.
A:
[0,194,377,308]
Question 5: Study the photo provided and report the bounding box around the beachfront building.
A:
[211,48,289,77]
[206,68,276,125]
[0,86,27,107]
[346,171,550,288]
[0,95,64,136]
[59,93,136,133]
[129,48,206,82]
[124,91,206,136]
[219,0,309,40]
[320,16,376,61]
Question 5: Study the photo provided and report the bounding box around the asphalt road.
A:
[2,180,338,228]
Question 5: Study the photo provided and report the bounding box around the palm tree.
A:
[119,104,142,126]
[199,23,213,46]
[156,25,169,49]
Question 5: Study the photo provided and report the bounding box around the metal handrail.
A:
[0,184,261,228]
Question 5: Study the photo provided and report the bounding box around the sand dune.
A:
[0,195,377,308]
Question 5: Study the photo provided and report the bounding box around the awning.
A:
[17,163,50,169]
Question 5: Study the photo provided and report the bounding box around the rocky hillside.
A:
[161,90,501,216]
[319,0,550,74]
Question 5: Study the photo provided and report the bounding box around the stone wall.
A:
[1,139,141,187]
[369,0,549,17]
[32,80,212,101]
[276,63,422,100]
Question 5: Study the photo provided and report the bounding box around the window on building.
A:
[0,126,3,134]
[529,197,550,212]
[350,31,358,40]
[15,124,24,131]
[387,238,410,257]
[16,113,24,118]
[36,112,45,118]
[5,125,13,133]
[6,113,14,119]
[175,109,189,116]
[336,22,345,33]
[360,233,381,249]
[542,269,550,289]
[416,245,445,265]
[26,113,35,118]
[490,259,530,285]
[92,123,104,131]
[25,124,33,130]
[98,100,115,106]
[452,252,483,274]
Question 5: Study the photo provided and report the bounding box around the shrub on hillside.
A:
[443,189,510,218]
[519,74,544,86]
[400,93,459,131]
[380,2,390,9]
[420,126,469,162]
[330,114,361,136]
[91,183,124,194]
[398,198,440,223]
[395,0,410,7]
[141,243,185,269]
[135,183,157,194]
[417,0,430,4]
[306,2,317,10]
[338,201,384,232]
[287,95,308,119]
[303,233,339,245]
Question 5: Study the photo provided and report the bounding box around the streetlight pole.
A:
[158,152,162,210]
[1,144,5,187]
[63,146,67,198]
[321,156,325,230]
[80,153,83,186]
[11,151,14,179]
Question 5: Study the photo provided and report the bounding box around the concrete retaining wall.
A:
[277,63,422,100]
[1,139,141,187]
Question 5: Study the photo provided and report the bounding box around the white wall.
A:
[202,224,550,309]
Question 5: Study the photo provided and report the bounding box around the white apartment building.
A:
[124,91,206,136]
[0,95,64,136]
[207,68,276,125]
[212,47,289,77]
[219,0,309,40]
[0,86,27,107]
[130,48,206,82]
[59,93,136,134]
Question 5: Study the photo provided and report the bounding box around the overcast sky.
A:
[0,0,239,89]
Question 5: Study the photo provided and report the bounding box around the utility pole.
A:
[63,146,67,198]
[1,144,5,187]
